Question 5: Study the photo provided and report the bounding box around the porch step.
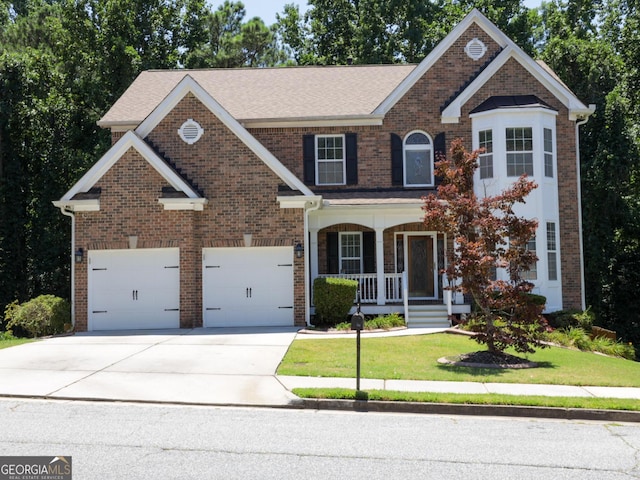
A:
[406,304,450,328]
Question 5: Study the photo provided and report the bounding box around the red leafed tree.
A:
[423,138,547,355]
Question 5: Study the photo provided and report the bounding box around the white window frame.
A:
[478,129,493,179]
[339,232,362,274]
[546,222,558,281]
[403,130,434,187]
[315,134,346,186]
[506,127,534,177]
[544,128,554,178]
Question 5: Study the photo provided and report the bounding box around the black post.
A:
[356,328,361,391]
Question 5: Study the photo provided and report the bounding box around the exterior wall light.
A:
[294,242,303,259]
[75,247,84,264]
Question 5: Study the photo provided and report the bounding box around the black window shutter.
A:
[362,231,376,273]
[433,132,446,186]
[327,232,339,274]
[391,133,403,185]
[345,133,358,185]
[303,134,315,185]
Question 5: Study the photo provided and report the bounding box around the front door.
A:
[405,235,437,299]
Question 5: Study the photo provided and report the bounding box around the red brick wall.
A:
[75,95,305,330]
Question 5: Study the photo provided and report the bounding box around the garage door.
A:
[203,247,294,327]
[88,248,180,331]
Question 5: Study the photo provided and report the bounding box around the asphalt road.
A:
[1,399,639,479]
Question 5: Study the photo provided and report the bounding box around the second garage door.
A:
[202,247,294,327]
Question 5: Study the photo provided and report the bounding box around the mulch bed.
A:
[438,350,538,369]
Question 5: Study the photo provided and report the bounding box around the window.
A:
[506,127,533,176]
[520,235,537,281]
[547,222,558,281]
[403,131,433,186]
[316,135,345,185]
[478,129,493,179]
[340,233,362,274]
[544,128,554,178]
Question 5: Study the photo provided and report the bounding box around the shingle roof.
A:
[99,65,416,127]
[470,95,556,114]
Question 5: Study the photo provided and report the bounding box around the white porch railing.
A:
[317,273,403,304]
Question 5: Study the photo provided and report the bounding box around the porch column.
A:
[309,228,319,291]
[375,227,385,305]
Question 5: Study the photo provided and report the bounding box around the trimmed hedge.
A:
[4,295,70,338]
[313,277,358,326]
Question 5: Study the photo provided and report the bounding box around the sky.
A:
[216,1,544,26]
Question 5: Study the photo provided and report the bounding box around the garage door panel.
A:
[88,249,180,331]
[203,247,294,327]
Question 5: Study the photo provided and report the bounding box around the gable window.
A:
[547,222,558,281]
[506,127,533,176]
[478,129,493,179]
[404,131,433,187]
[544,128,554,178]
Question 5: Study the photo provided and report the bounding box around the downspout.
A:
[58,207,76,329]
[575,106,596,311]
[304,199,322,326]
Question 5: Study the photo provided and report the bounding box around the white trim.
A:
[442,46,591,123]
[403,130,434,187]
[58,131,201,202]
[158,198,208,211]
[135,75,314,197]
[242,115,385,129]
[315,134,346,186]
[277,195,323,209]
[52,199,100,212]
[375,9,509,116]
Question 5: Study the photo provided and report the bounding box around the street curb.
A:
[299,398,640,423]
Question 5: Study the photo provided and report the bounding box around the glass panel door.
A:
[406,235,436,299]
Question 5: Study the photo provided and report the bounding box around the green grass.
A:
[278,333,640,387]
[0,337,35,349]
[293,388,640,412]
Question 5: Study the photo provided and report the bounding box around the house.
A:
[54,9,594,331]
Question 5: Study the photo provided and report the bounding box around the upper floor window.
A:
[303,133,358,186]
[478,129,493,179]
[404,131,434,187]
[506,127,533,177]
[544,128,554,178]
[316,135,345,185]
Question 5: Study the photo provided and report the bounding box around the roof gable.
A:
[136,75,314,196]
[57,130,203,205]
[375,9,593,122]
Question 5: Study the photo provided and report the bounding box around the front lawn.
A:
[278,333,640,387]
[0,337,35,350]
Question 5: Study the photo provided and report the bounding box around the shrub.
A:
[313,277,358,326]
[334,312,406,331]
[547,309,594,331]
[4,295,70,338]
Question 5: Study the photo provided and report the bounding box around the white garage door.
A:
[203,247,294,327]
[88,248,180,331]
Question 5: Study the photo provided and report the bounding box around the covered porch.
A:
[307,200,470,326]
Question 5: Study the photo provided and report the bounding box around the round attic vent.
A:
[178,119,204,145]
[465,38,487,61]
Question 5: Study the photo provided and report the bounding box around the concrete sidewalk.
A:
[277,375,640,399]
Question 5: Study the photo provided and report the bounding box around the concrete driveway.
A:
[0,327,300,406]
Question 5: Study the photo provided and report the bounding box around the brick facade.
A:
[64,13,588,331]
